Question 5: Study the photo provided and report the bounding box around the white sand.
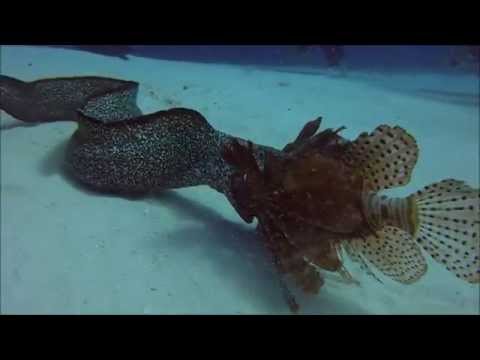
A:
[1,45,478,314]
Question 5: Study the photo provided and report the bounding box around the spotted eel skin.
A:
[0,74,303,312]
[0,75,142,123]
[0,75,277,212]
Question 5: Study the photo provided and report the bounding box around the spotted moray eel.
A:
[0,75,279,218]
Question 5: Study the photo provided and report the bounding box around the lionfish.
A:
[222,117,479,312]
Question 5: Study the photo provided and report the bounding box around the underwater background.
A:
[1,45,479,314]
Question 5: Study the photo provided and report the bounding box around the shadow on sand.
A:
[35,134,368,314]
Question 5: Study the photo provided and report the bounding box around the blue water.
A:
[49,45,477,72]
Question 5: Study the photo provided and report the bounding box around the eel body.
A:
[0,75,141,123]
[0,75,275,210]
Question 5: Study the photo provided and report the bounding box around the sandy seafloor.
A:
[1,45,479,314]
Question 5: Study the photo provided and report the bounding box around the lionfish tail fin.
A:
[409,179,479,283]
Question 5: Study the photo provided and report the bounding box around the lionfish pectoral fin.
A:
[342,241,383,284]
[343,226,428,284]
[338,266,360,285]
[306,240,344,272]
[312,242,360,285]
[328,242,361,285]
[343,125,419,193]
